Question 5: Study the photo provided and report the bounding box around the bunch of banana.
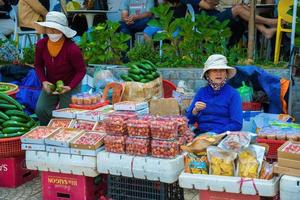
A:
[120,60,160,83]
[0,93,37,138]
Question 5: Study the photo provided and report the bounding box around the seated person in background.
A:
[120,0,154,43]
[0,0,14,39]
[18,0,49,31]
[183,0,278,39]
[186,54,243,135]
[144,0,186,43]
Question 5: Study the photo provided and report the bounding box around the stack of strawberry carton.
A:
[104,112,194,158]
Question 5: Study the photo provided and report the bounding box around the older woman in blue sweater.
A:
[186,54,242,134]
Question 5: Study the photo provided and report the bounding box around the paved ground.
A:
[0,177,198,200]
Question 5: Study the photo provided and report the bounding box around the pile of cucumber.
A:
[0,93,36,138]
[120,60,160,83]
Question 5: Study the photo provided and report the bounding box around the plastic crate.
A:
[242,102,262,111]
[256,138,285,161]
[0,155,39,188]
[108,175,184,200]
[42,171,107,200]
[0,136,24,158]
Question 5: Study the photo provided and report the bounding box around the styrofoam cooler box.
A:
[26,150,99,177]
[242,111,263,132]
[42,171,107,200]
[97,151,184,183]
[280,175,300,200]
[179,173,279,197]
[0,155,39,188]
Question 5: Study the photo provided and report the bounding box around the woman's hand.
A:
[52,86,71,95]
[192,101,206,115]
[42,81,54,94]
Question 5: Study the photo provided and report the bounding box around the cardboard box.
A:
[45,128,84,147]
[113,101,148,111]
[278,141,300,162]
[274,163,300,177]
[70,131,106,150]
[278,157,300,170]
[149,98,180,116]
[52,108,86,119]
[48,118,75,128]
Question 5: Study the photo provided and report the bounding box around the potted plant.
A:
[79,20,131,66]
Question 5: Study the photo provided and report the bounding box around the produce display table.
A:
[179,172,279,197]
[97,151,184,183]
[26,150,99,177]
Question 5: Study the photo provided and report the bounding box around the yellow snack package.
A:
[184,152,208,174]
[207,146,237,176]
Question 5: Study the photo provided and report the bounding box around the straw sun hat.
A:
[35,11,77,38]
[201,54,237,79]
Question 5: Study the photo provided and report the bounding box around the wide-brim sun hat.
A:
[201,54,237,79]
[35,11,77,38]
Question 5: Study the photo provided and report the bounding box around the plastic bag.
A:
[237,145,265,178]
[259,161,274,180]
[207,146,237,176]
[218,131,251,152]
[184,152,208,174]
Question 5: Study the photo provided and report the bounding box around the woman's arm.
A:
[186,89,202,125]
[23,0,48,16]
[67,44,86,89]
[34,40,47,83]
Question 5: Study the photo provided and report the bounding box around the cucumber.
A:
[0,118,5,124]
[145,74,154,80]
[0,111,10,121]
[141,60,156,70]
[10,116,29,123]
[0,132,26,138]
[128,64,140,71]
[2,120,30,128]
[26,120,35,128]
[120,74,133,81]
[5,110,31,121]
[0,93,23,111]
[0,103,17,110]
[0,99,9,104]
[128,73,141,82]
[128,68,141,75]
[151,71,160,79]
[140,79,150,83]
[2,127,29,134]
[137,63,152,71]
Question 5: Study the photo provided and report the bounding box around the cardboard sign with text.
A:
[149,98,180,116]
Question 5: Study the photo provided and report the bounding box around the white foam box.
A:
[97,151,184,183]
[52,108,86,119]
[280,175,300,200]
[22,143,46,151]
[46,145,71,154]
[71,147,104,156]
[113,101,148,111]
[26,150,99,177]
[134,107,149,116]
[179,173,279,197]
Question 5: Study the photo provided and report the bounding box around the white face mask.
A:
[47,33,63,42]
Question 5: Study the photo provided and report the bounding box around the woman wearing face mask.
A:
[186,54,243,135]
[34,11,86,125]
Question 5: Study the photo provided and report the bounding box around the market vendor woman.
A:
[186,54,242,134]
[34,11,86,125]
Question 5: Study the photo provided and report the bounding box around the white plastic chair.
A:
[11,5,41,51]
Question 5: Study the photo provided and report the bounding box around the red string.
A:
[238,178,259,194]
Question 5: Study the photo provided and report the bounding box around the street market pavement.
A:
[0,178,198,200]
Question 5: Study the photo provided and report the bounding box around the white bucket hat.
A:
[35,11,77,38]
[201,54,237,79]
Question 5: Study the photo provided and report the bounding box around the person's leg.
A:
[231,4,277,26]
[0,19,14,36]
[119,21,132,35]
[256,23,277,39]
[35,90,59,126]
[58,84,81,108]
[143,26,162,43]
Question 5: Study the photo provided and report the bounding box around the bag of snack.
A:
[218,131,251,152]
[259,161,274,180]
[207,146,237,176]
[181,133,225,153]
[184,152,208,174]
[237,145,265,178]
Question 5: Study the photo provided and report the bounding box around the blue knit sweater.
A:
[186,84,243,134]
